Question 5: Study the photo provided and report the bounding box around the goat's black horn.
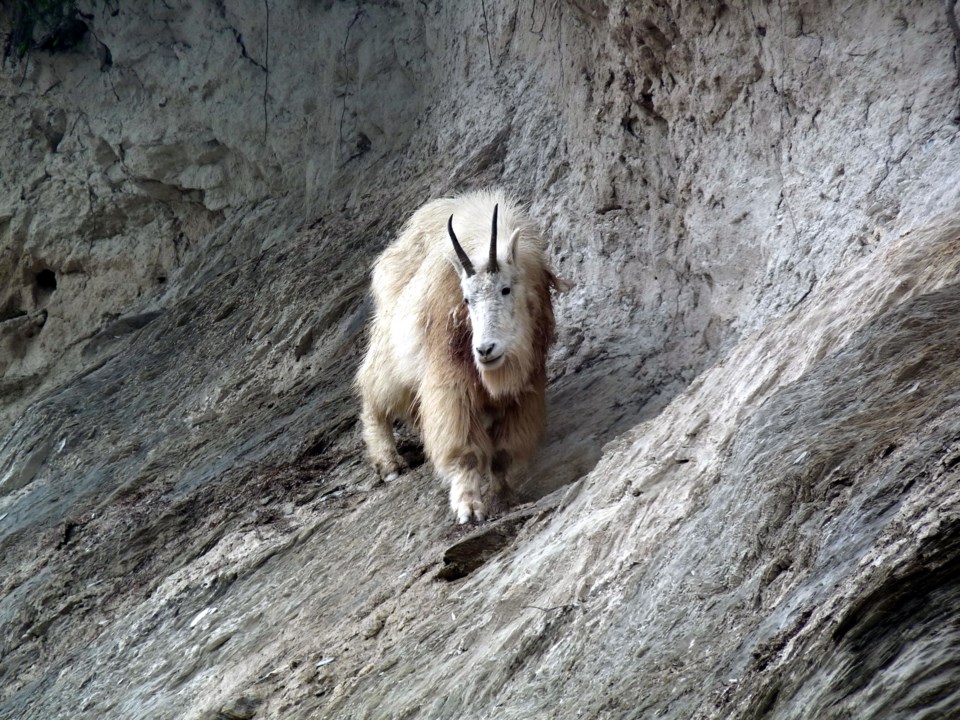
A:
[448,215,475,276]
[489,204,499,273]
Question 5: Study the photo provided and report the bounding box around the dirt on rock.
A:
[2,1,960,719]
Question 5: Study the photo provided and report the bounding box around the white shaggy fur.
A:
[356,190,561,523]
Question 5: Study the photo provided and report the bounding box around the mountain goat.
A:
[356,190,562,523]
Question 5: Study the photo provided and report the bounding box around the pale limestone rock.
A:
[1,1,959,719]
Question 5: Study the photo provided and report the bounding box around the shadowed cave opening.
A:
[33,268,57,305]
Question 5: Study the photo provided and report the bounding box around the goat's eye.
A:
[501,287,511,296]
[464,298,470,305]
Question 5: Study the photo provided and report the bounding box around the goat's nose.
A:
[476,342,497,358]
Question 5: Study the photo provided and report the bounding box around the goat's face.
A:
[447,205,524,374]
[459,265,519,372]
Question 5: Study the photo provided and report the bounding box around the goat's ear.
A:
[505,228,521,265]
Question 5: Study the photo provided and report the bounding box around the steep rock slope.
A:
[1,1,959,718]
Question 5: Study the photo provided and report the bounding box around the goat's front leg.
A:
[486,449,518,516]
[444,452,486,524]
[420,380,490,524]
[359,399,405,481]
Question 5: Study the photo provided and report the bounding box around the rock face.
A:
[1,1,959,718]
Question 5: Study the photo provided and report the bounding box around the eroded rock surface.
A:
[1,1,959,718]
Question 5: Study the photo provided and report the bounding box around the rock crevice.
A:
[1,1,959,718]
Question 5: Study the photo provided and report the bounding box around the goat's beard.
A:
[477,351,532,399]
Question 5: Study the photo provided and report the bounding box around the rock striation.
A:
[1,1,959,718]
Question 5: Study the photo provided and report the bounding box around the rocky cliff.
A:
[1,1,959,718]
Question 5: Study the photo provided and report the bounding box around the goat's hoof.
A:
[374,456,405,482]
[455,499,486,524]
